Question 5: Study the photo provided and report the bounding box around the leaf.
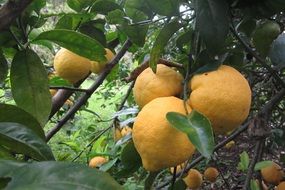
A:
[250,179,260,190]
[0,160,26,177]
[144,172,159,190]
[0,104,45,140]
[124,0,153,18]
[146,0,179,16]
[193,50,223,74]
[10,49,52,126]
[91,0,122,15]
[0,146,14,160]
[0,122,55,161]
[166,110,215,159]
[196,0,229,54]
[0,160,123,190]
[106,9,126,25]
[100,158,118,172]
[112,108,139,117]
[237,18,257,37]
[34,29,106,62]
[67,0,94,12]
[173,179,187,190]
[176,29,193,52]
[254,161,273,171]
[0,50,8,83]
[120,141,142,170]
[150,20,183,72]
[26,0,46,14]
[269,33,285,66]
[238,151,249,172]
[121,23,149,47]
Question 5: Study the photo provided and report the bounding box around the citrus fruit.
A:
[188,65,251,134]
[225,140,235,149]
[183,169,203,189]
[90,48,114,74]
[54,48,91,83]
[49,89,57,97]
[133,64,183,108]
[261,162,284,185]
[170,162,186,174]
[204,167,219,183]
[89,156,108,168]
[120,126,132,137]
[132,96,195,171]
[277,181,285,190]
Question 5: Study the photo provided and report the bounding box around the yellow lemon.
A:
[133,96,195,171]
[204,167,219,183]
[133,64,183,108]
[188,65,251,134]
[89,156,108,168]
[183,169,203,189]
[54,48,91,84]
[90,48,114,74]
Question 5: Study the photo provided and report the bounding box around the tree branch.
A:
[46,39,132,142]
[0,0,33,32]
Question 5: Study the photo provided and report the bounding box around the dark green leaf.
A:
[237,151,249,172]
[250,179,260,190]
[252,20,280,58]
[121,141,142,170]
[146,0,179,16]
[150,20,183,72]
[34,29,106,62]
[196,0,229,54]
[0,122,55,161]
[0,146,14,160]
[1,160,123,190]
[0,50,8,83]
[0,160,26,177]
[144,172,159,190]
[254,161,273,171]
[106,9,126,25]
[121,22,148,47]
[173,179,187,190]
[49,76,72,87]
[176,29,193,52]
[266,0,285,12]
[67,0,94,12]
[55,15,78,30]
[166,110,215,159]
[10,49,51,126]
[26,0,46,14]
[91,0,122,15]
[269,33,285,66]
[29,30,54,51]
[237,19,257,37]
[124,0,153,18]
[0,104,45,139]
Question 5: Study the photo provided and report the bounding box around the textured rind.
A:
[91,48,114,74]
[89,156,107,168]
[188,65,252,134]
[261,162,284,185]
[277,181,285,190]
[183,169,203,189]
[133,64,183,108]
[204,167,219,182]
[54,48,91,83]
[133,96,195,171]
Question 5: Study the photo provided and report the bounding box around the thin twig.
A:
[46,39,132,142]
[49,86,89,92]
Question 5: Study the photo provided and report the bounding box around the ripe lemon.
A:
[188,65,251,134]
[91,48,114,74]
[204,167,219,183]
[133,64,183,108]
[120,126,132,137]
[183,169,203,189]
[261,162,284,185]
[133,96,195,171]
[54,48,91,84]
[277,181,285,190]
[89,156,108,168]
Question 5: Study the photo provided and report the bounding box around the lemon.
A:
[89,156,108,168]
[183,169,203,189]
[204,167,219,183]
[188,65,251,134]
[54,48,91,84]
[91,48,114,74]
[133,64,183,108]
[133,96,195,171]
[261,162,284,185]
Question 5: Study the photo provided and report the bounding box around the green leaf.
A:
[49,76,72,87]
[124,0,153,18]
[237,18,257,37]
[193,50,223,74]
[67,0,94,12]
[176,29,193,52]
[173,179,187,190]
[0,146,14,160]
[254,161,273,171]
[269,33,285,66]
[34,29,106,62]
[196,0,229,54]
[238,151,249,172]
[150,20,183,72]
[121,23,149,47]
[144,172,159,190]
[120,141,142,170]
[0,50,8,83]
[166,110,215,159]
[26,0,46,14]
[91,0,122,15]
[0,122,55,161]
[0,104,45,140]
[146,0,179,16]
[10,49,52,126]
[250,179,260,190]
[0,160,123,190]
[0,160,26,177]
[253,20,280,58]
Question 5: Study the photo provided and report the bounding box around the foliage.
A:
[0,0,284,189]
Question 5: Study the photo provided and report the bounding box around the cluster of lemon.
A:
[132,64,252,172]
[53,48,115,84]
[260,162,285,190]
